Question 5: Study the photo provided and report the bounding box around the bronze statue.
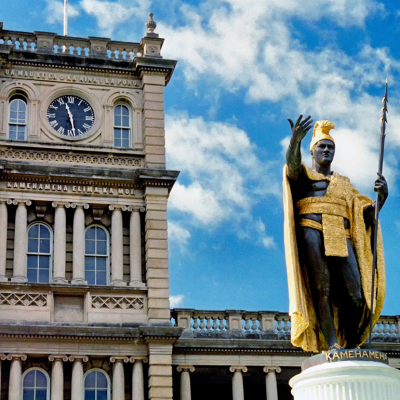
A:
[283,116,387,352]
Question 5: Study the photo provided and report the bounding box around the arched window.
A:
[85,226,109,285]
[22,368,50,400]
[114,104,131,148]
[84,369,110,400]
[27,223,52,283]
[9,95,27,140]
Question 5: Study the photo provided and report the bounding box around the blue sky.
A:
[2,0,400,315]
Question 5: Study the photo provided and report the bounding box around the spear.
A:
[368,79,388,347]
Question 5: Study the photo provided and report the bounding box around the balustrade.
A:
[0,30,141,59]
[172,309,399,342]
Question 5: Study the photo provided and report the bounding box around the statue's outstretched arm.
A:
[363,173,389,225]
[286,115,313,180]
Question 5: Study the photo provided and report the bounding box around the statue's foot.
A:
[329,343,343,351]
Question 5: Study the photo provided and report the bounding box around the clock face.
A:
[47,95,95,137]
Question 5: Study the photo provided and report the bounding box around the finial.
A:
[146,13,157,34]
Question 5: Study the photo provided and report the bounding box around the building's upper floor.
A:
[0,17,176,169]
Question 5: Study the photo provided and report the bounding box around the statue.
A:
[283,116,388,352]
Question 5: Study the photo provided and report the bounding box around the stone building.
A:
[0,17,400,400]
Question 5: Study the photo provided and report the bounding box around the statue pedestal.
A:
[290,360,400,400]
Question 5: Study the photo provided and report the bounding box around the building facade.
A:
[0,18,399,400]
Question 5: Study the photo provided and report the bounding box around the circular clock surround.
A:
[47,95,95,138]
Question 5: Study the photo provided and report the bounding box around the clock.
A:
[47,95,95,137]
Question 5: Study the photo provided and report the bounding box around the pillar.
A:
[110,356,129,400]
[0,201,8,282]
[148,341,173,400]
[49,355,68,400]
[7,354,27,400]
[71,204,88,284]
[263,367,281,400]
[109,206,126,286]
[12,200,31,282]
[229,366,247,400]
[131,357,147,400]
[129,207,145,287]
[145,187,170,324]
[52,203,69,283]
[177,366,195,400]
[69,355,88,400]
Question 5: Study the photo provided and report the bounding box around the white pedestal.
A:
[290,360,400,400]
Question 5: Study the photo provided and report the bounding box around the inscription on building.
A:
[5,181,136,196]
[3,69,140,87]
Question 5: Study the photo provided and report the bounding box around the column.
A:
[229,366,247,400]
[0,201,8,282]
[145,187,171,324]
[52,203,69,283]
[109,206,126,286]
[12,200,31,282]
[263,367,281,400]
[129,207,145,287]
[49,355,68,400]
[71,204,88,284]
[110,356,129,400]
[148,341,173,400]
[7,354,27,400]
[130,357,147,400]
[69,355,88,400]
[177,366,195,400]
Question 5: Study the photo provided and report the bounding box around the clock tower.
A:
[0,16,180,400]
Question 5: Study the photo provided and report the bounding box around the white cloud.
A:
[79,0,150,37]
[166,113,280,228]
[45,0,80,25]
[170,295,185,308]
[168,221,191,246]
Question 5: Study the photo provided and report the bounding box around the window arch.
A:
[22,368,50,400]
[85,226,110,285]
[84,369,111,400]
[9,94,28,140]
[113,104,131,148]
[27,223,52,283]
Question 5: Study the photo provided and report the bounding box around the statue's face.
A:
[312,139,335,165]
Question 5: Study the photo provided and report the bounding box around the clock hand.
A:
[65,103,76,136]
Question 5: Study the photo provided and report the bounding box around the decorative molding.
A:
[52,202,71,208]
[91,295,144,310]
[110,356,130,363]
[12,199,32,206]
[92,207,104,221]
[0,148,143,168]
[34,204,47,218]
[128,356,148,363]
[48,355,69,362]
[70,203,90,209]
[6,353,27,361]
[177,365,195,373]
[68,355,89,362]
[263,366,282,374]
[229,366,248,373]
[0,293,47,307]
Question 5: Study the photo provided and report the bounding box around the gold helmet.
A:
[310,120,335,151]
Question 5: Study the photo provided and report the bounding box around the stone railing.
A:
[171,309,400,342]
[0,29,141,60]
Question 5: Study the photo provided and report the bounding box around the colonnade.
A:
[2,353,147,400]
[0,199,145,286]
[177,365,281,400]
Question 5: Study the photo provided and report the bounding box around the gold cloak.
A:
[283,164,385,352]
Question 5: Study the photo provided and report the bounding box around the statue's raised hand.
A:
[288,115,313,142]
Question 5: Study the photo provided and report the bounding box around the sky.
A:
[2,0,400,316]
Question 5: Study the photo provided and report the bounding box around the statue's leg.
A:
[299,227,338,348]
[331,240,364,348]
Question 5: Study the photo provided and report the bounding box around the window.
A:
[9,95,27,140]
[114,104,131,148]
[27,224,52,283]
[85,226,109,285]
[22,368,50,400]
[84,370,110,400]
